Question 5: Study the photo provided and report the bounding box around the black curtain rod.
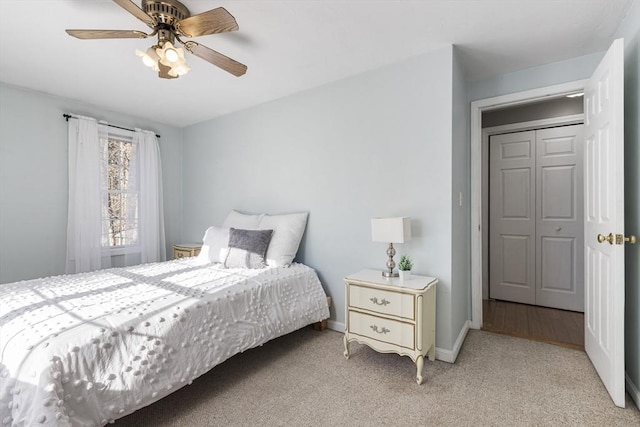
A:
[63,114,161,138]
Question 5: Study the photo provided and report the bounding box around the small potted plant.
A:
[398,255,413,281]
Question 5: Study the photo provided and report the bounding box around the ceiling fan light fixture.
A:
[157,40,190,76]
[135,47,160,71]
[144,46,160,66]
[169,59,190,77]
[157,41,182,65]
[66,0,247,78]
[165,47,179,63]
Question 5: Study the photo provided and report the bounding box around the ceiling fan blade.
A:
[113,0,155,27]
[175,7,238,37]
[66,29,150,39]
[184,42,247,77]
[158,63,178,79]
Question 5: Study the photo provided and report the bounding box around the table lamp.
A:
[371,217,411,277]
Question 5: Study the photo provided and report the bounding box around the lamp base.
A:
[382,242,399,278]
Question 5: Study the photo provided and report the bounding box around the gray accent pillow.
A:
[223,228,273,269]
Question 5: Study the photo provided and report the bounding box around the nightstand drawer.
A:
[173,244,202,259]
[348,311,414,350]
[348,284,415,320]
[174,249,194,259]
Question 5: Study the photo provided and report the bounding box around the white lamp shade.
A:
[371,217,411,243]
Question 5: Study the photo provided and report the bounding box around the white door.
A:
[535,125,584,311]
[584,38,626,408]
[489,131,536,305]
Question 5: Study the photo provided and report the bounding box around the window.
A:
[101,134,139,249]
[66,116,165,273]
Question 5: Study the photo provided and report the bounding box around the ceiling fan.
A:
[66,0,247,79]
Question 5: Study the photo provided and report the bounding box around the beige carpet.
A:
[117,328,640,426]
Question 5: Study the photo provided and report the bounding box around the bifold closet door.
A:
[490,125,584,311]
[489,130,536,305]
[535,125,584,312]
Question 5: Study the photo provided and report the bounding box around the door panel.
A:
[502,169,532,218]
[501,235,531,287]
[489,131,536,304]
[584,38,625,408]
[541,166,575,219]
[540,236,575,291]
[536,125,584,311]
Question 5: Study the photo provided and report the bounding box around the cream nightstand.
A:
[343,269,437,384]
[172,244,202,259]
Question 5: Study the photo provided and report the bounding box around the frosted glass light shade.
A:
[142,48,158,67]
[156,41,190,77]
[157,41,182,66]
[371,217,411,243]
[169,59,190,77]
[164,47,179,63]
[135,48,160,71]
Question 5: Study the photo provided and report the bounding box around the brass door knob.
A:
[597,233,614,244]
[597,233,636,245]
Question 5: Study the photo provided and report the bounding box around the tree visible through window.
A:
[102,136,139,248]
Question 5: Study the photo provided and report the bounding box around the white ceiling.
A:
[0,1,633,127]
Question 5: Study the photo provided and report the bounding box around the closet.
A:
[489,124,584,312]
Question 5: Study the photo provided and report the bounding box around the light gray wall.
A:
[482,96,583,128]
[616,0,640,404]
[0,83,183,284]
[181,46,461,350]
[469,52,604,102]
[451,47,471,342]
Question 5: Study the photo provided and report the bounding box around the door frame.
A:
[470,79,588,329]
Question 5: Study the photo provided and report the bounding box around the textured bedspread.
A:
[0,260,329,426]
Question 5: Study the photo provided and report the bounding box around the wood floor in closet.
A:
[482,299,584,350]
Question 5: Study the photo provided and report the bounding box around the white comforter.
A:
[0,259,329,426]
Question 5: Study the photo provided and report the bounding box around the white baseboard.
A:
[626,372,640,410]
[329,319,471,364]
[436,320,471,363]
[327,320,344,332]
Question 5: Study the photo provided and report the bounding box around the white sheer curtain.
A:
[66,116,108,273]
[135,129,166,263]
[66,117,166,273]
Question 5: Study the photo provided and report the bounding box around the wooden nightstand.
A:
[343,269,437,384]
[172,244,202,259]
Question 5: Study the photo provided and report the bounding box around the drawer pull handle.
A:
[370,325,390,335]
[370,297,390,306]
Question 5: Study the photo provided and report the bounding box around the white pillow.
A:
[196,225,230,263]
[259,212,308,267]
[222,210,264,229]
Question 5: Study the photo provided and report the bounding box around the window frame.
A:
[100,129,141,256]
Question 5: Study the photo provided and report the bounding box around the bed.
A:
[0,211,330,426]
